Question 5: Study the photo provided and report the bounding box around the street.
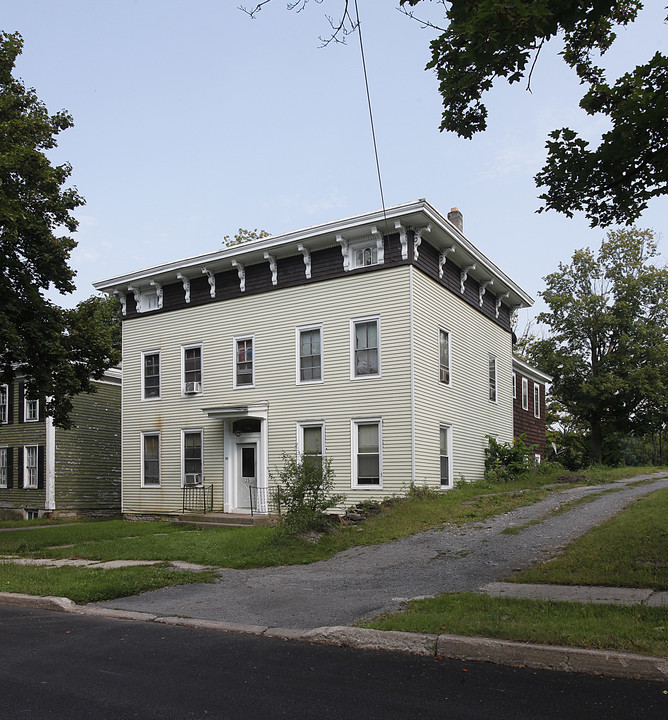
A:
[2,605,666,719]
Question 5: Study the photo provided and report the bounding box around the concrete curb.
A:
[2,591,666,682]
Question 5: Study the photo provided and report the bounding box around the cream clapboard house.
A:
[94,200,532,518]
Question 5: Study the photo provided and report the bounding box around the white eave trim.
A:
[512,356,552,385]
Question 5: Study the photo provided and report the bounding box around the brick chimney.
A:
[447,207,463,232]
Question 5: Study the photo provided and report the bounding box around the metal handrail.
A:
[182,484,213,514]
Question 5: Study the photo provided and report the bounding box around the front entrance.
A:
[236,443,258,511]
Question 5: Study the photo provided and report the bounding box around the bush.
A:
[484,435,537,483]
[272,453,345,534]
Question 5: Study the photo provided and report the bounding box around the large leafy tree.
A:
[528,228,668,463]
[0,32,119,427]
[243,1,667,227]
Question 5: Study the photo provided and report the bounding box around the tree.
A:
[223,228,270,247]
[527,228,668,464]
[242,2,667,227]
[0,32,118,427]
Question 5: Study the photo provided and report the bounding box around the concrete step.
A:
[173,513,274,529]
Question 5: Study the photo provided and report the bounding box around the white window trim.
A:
[23,445,38,489]
[522,377,529,411]
[438,327,452,386]
[512,372,517,399]
[0,384,8,424]
[24,397,39,422]
[350,236,383,270]
[0,447,7,488]
[141,350,161,401]
[351,417,383,488]
[181,343,203,396]
[439,424,453,489]
[141,431,161,487]
[233,334,255,389]
[534,384,541,418]
[350,315,381,380]
[181,428,204,487]
[488,353,497,403]
[295,323,324,385]
[297,421,325,457]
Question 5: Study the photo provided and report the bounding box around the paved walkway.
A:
[89,473,668,629]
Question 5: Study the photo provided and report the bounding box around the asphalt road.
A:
[94,475,668,628]
[3,605,667,720]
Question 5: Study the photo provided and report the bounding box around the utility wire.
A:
[353,0,389,232]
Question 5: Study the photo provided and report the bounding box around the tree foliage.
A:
[223,228,270,247]
[527,228,668,463]
[0,32,119,427]
[243,1,667,227]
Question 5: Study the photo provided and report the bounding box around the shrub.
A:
[272,453,346,534]
[484,435,537,483]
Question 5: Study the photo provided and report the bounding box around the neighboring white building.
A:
[94,200,533,518]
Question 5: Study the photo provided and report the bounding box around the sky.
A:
[5,1,667,330]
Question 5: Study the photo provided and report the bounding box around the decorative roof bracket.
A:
[264,252,277,285]
[460,264,476,294]
[201,268,216,298]
[176,273,191,303]
[149,280,163,309]
[231,260,246,292]
[297,243,312,279]
[113,289,127,316]
[495,292,509,318]
[128,285,141,308]
[479,279,494,307]
[336,234,350,271]
[395,221,408,260]
[413,224,431,262]
[438,245,456,279]
[371,226,384,265]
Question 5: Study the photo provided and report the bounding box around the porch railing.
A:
[182,484,214,514]
[247,484,283,517]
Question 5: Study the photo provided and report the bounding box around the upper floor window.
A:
[297,325,323,384]
[183,345,202,395]
[354,244,377,268]
[0,385,7,424]
[183,430,203,486]
[298,422,324,458]
[439,329,451,385]
[534,384,541,418]
[522,377,529,410]
[234,336,254,388]
[351,316,380,379]
[143,352,160,400]
[0,447,7,488]
[23,445,38,489]
[25,397,39,422]
[488,354,497,402]
[440,425,452,488]
[352,419,382,487]
[142,432,160,487]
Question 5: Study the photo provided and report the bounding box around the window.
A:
[439,329,451,385]
[234,336,254,388]
[534,384,541,418]
[0,448,7,488]
[354,244,377,268]
[143,352,160,399]
[183,345,202,394]
[142,432,160,487]
[522,377,529,410]
[25,397,39,422]
[23,445,38,489]
[297,325,323,384]
[352,419,381,486]
[0,385,7,424]
[512,372,517,399]
[298,422,324,458]
[488,354,497,402]
[182,430,203,486]
[534,453,542,465]
[440,425,452,488]
[351,317,380,378]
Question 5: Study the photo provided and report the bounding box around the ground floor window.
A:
[142,432,160,486]
[440,425,453,488]
[23,445,38,489]
[352,419,381,486]
[0,447,7,488]
[298,422,324,458]
[183,430,203,486]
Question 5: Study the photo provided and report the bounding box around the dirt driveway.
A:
[94,474,668,629]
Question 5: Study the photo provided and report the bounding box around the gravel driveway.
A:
[94,474,668,629]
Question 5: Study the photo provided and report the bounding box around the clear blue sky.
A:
[5,1,667,328]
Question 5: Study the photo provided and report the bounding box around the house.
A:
[94,199,535,518]
[512,356,551,461]
[0,368,122,520]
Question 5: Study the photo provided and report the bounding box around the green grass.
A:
[511,487,668,590]
[359,592,668,657]
[0,563,217,604]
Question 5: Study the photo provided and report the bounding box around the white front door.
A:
[236,443,257,511]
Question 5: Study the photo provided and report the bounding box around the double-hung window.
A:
[183,430,203,486]
[23,445,38,489]
[298,422,324,458]
[488,354,497,403]
[352,419,381,486]
[143,352,160,399]
[234,336,254,388]
[440,425,452,488]
[439,329,451,385]
[0,448,7,488]
[534,384,541,418]
[25,397,39,422]
[183,345,202,394]
[0,385,8,424]
[351,316,380,378]
[522,378,529,410]
[297,325,323,384]
[142,432,160,487]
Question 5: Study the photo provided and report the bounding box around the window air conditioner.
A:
[184,381,201,394]
[184,473,202,486]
